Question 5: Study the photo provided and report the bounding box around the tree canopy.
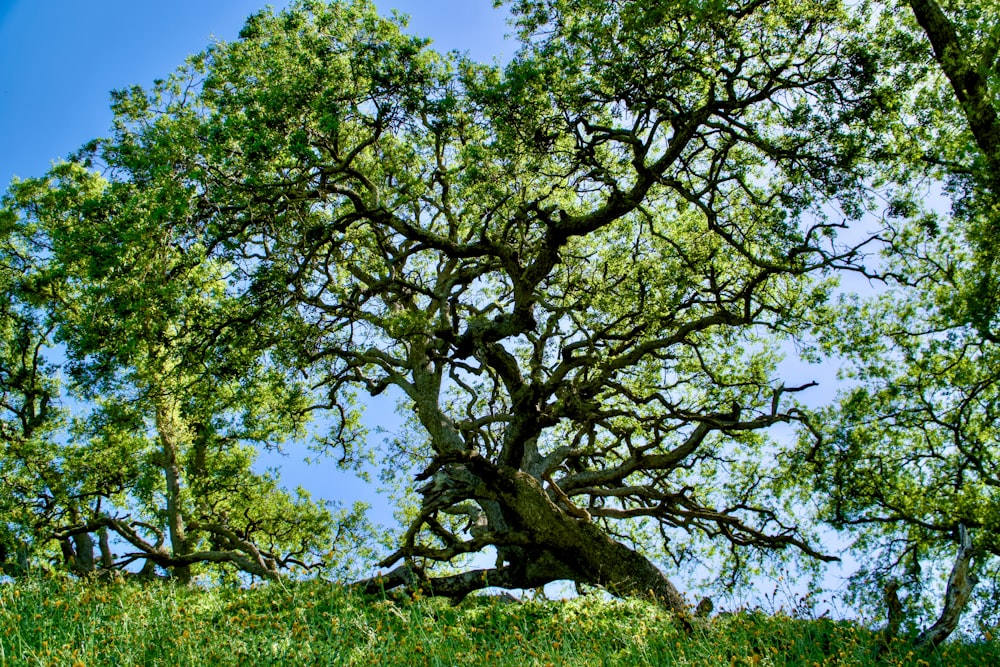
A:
[1,0,998,643]
[791,0,1000,643]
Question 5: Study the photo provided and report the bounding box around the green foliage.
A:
[783,0,1000,638]
[0,0,922,608]
[0,96,371,583]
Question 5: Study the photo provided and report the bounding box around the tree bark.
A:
[391,453,690,616]
[99,527,114,569]
[907,0,1000,191]
[154,394,192,583]
[884,580,904,641]
[916,524,978,647]
[495,466,689,613]
[71,532,96,575]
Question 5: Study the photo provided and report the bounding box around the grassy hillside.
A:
[0,578,995,666]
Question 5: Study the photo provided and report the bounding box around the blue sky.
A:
[0,0,512,528]
[0,0,512,186]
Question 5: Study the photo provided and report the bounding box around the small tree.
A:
[1,162,370,582]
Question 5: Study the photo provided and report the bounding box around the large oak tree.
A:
[2,0,900,610]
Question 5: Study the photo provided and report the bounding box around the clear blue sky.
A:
[0,0,512,527]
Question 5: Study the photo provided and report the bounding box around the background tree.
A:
[0,201,76,575]
[798,234,1000,643]
[790,0,1000,644]
[1,158,372,582]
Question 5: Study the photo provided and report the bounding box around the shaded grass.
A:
[0,577,995,666]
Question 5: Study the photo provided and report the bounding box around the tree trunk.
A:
[392,454,690,616]
[154,394,192,583]
[916,524,978,647]
[99,527,115,569]
[883,580,904,642]
[907,0,1000,190]
[71,531,96,575]
[496,465,689,613]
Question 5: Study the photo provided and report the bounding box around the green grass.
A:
[0,578,995,666]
